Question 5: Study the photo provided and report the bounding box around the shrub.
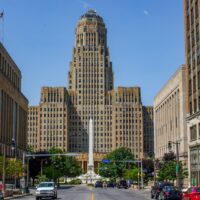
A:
[68,179,82,185]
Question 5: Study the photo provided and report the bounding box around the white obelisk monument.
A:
[78,118,101,183]
[88,118,94,173]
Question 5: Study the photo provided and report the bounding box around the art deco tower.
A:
[28,10,153,160]
[68,10,114,152]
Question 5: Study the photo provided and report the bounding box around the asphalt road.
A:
[12,185,150,200]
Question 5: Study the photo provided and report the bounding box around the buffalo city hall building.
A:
[28,10,153,159]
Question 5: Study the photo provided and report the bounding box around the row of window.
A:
[0,52,20,90]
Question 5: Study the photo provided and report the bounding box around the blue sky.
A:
[0,0,184,106]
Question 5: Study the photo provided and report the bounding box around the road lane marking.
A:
[90,192,94,200]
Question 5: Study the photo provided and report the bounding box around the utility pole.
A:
[141,160,144,189]
[175,142,180,189]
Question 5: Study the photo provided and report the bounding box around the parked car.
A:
[35,182,57,200]
[182,186,200,200]
[94,181,103,188]
[158,185,182,200]
[107,182,115,188]
[151,182,173,199]
[117,180,128,189]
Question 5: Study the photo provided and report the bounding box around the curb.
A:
[4,193,32,199]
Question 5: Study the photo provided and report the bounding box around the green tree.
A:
[123,167,139,181]
[43,165,62,181]
[158,160,176,181]
[64,156,82,177]
[99,147,135,179]
[49,148,66,182]
[6,158,23,179]
[157,160,188,182]
[36,174,48,183]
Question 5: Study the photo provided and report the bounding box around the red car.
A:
[182,187,200,200]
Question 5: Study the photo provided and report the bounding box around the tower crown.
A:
[80,9,104,23]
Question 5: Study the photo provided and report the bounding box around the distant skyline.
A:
[0,0,184,106]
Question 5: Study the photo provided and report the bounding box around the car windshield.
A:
[38,183,54,187]
[164,186,176,191]
[195,188,200,192]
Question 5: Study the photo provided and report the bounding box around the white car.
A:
[35,182,57,200]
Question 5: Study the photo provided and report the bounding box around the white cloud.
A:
[143,10,149,16]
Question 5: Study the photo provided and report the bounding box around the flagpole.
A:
[2,11,4,43]
[0,10,4,44]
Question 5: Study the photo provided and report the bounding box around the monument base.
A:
[78,170,101,184]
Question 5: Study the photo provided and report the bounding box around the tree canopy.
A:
[157,152,188,182]
[99,147,135,178]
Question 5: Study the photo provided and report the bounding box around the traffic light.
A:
[11,138,16,151]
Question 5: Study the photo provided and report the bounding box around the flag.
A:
[0,11,4,18]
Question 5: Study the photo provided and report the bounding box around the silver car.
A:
[35,182,57,200]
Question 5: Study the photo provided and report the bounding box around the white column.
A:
[88,118,94,168]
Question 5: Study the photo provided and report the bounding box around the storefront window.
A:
[190,147,200,186]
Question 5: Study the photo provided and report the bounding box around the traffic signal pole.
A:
[168,140,180,189]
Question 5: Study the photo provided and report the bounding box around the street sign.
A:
[102,159,110,163]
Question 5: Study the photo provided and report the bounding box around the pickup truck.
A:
[35,182,57,200]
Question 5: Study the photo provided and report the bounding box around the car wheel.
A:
[36,197,40,200]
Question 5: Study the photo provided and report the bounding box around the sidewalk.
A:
[4,193,32,199]
[129,185,151,191]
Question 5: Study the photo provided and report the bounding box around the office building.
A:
[184,0,200,186]
[0,42,28,157]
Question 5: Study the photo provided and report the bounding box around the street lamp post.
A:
[2,143,6,198]
[150,152,156,185]
[140,160,144,189]
[21,151,26,194]
[168,140,180,189]
[11,138,16,188]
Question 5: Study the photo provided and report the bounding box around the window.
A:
[195,1,199,18]
[190,125,197,141]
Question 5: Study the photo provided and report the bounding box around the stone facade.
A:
[154,66,187,162]
[28,10,153,159]
[28,87,68,152]
[184,0,200,186]
[0,42,28,157]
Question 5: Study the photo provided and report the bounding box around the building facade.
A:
[184,0,200,186]
[0,42,28,157]
[28,10,153,159]
[143,106,154,156]
[154,66,187,163]
[28,87,68,152]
